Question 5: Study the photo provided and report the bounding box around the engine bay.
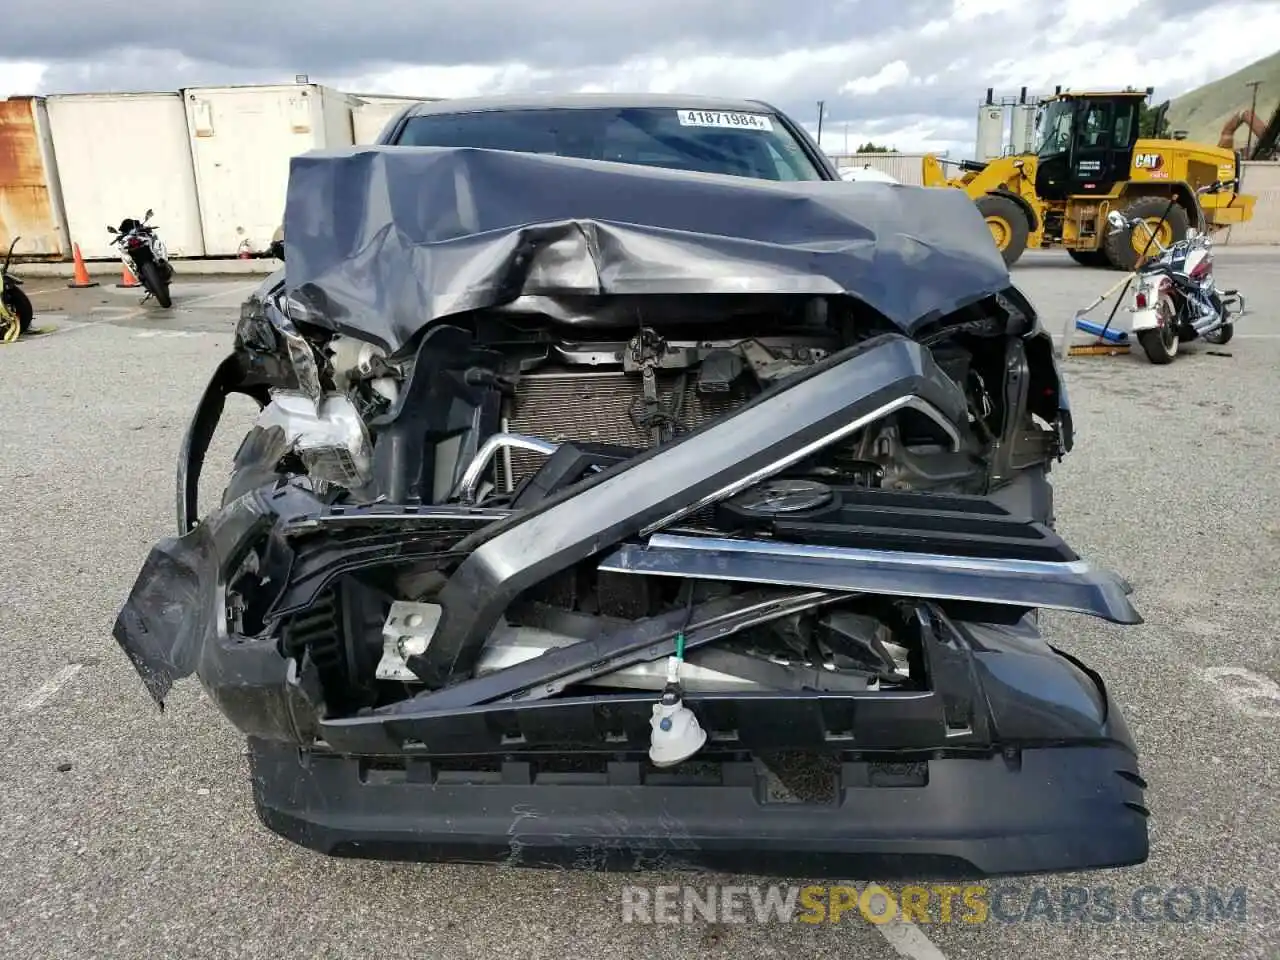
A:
[195,282,1094,718]
[261,286,1069,509]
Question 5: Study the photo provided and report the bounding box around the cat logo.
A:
[1134,153,1164,170]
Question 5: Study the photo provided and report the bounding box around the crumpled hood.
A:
[281,145,1016,354]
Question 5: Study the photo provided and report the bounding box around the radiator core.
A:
[497,369,746,490]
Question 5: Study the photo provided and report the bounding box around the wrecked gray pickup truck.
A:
[114,139,1147,879]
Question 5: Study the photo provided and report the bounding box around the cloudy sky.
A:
[1,0,1277,156]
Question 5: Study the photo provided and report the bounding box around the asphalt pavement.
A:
[1,249,1278,959]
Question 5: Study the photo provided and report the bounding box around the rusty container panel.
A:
[0,97,70,258]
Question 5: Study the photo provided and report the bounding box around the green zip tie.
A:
[675,632,686,660]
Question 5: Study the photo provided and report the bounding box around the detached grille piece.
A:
[498,370,747,490]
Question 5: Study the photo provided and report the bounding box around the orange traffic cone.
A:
[67,243,99,288]
[117,262,140,288]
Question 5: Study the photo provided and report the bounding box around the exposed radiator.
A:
[497,370,746,490]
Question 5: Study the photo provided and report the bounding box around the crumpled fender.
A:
[1129,306,1163,332]
[176,353,270,535]
[114,485,326,742]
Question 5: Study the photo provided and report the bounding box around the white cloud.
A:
[343,63,549,98]
[949,0,1023,21]
[983,4,1280,94]
[0,60,47,96]
[0,0,1276,161]
[841,60,911,96]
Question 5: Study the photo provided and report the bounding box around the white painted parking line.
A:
[31,283,258,340]
[876,919,951,959]
[18,664,83,712]
[861,885,951,959]
[1199,667,1280,719]
[131,330,216,338]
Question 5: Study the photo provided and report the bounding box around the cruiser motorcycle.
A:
[1108,180,1246,364]
[107,209,173,308]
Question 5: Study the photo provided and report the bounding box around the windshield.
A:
[1036,100,1074,156]
[394,106,826,182]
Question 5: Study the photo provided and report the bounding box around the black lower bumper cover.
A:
[248,738,1148,879]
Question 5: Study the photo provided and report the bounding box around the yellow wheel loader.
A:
[922,90,1256,269]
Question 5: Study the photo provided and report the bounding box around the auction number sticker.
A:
[677,110,774,131]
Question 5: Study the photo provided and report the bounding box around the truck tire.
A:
[1067,250,1110,267]
[976,194,1030,267]
[1103,196,1190,271]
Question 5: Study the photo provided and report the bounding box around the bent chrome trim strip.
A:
[598,534,1141,624]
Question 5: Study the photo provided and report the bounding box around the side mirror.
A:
[145,208,154,219]
[106,225,117,234]
[269,239,285,261]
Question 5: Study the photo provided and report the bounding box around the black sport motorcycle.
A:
[107,209,173,308]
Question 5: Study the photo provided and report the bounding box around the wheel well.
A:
[987,189,1039,232]
[1114,181,1198,226]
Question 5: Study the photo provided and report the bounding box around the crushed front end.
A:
[115,145,1147,878]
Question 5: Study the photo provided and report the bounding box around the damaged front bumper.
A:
[114,485,1147,878]
[250,737,1146,878]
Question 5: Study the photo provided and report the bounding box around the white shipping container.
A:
[45,92,206,260]
[827,153,928,186]
[351,95,437,144]
[183,84,358,256]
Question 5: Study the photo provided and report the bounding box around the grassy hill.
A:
[1165,49,1280,151]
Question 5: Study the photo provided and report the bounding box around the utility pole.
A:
[816,100,825,145]
[1244,80,1262,157]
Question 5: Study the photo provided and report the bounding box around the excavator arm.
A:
[1218,108,1270,155]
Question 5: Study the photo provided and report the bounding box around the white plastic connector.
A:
[648,699,706,767]
[648,658,707,768]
